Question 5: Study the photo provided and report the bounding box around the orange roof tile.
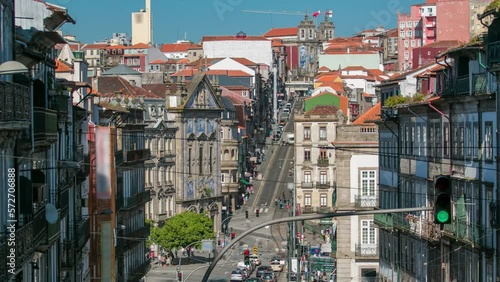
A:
[151,59,167,64]
[318,82,344,93]
[83,43,109,50]
[161,42,200,53]
[124,43,150,49]
[316,74,340,82]
[231,58,258,66]
[272,39,284,47]
[353,102,381,124]
[318,66,330,72]
[177,58,189,64]
[172,69,252,77]
[55,60,73,72]
[105,45,126,50]
[340,75,376,81]
[342,66,367,71]
[263,27,299,38]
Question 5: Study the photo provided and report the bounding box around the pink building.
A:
[436,0,492,43]
[398,2,437,70]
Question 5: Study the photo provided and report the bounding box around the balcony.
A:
[355,195,378,208]
[74,145,84,163]
[488,40,500,68]
[443,74,489,97]
[374,213,393,230]
[455,76,470,96]
[317,157,329,167]
[125,224,150,239]
[121,190,151,210]
[443,218,494,249]
[392,213,440,242]
[116,149,151,165]
[67,218,91,249]
[50,94,69,115]
[60,241,73,269]
[0,81,31,130]
[301,182,314,188]
[159,150,175,164]
[316,181,330,189]
[34,107,58,144]
[355,243,378,258]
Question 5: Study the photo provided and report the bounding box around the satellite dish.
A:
[45,204,59,224]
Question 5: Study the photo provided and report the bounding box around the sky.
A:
[57,0,423,44]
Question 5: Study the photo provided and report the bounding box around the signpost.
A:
[253,245,258,255]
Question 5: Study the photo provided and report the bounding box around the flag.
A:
[325,10,333,18]
[312,10,321,17]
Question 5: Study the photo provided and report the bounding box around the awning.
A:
[240,178,250,185]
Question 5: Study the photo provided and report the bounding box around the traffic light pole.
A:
[201,207,432,282]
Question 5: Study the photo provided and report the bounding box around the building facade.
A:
[166,73,224,233]
[376,16,498,280]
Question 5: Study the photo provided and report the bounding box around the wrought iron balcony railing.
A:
[0,81,31,125]
[354,195,378,208]
[120,190,151,210]
[488,40,500,67]
[355,243,378,258]
[317,157,329,167]
[33,107,58,143]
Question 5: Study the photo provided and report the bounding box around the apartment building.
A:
[376,6,499,279]
[334,104,380,282]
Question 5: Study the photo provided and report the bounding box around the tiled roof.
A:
[142,84,167,98]
[353,102,381,124]
[105,45,126,50]
[55,43,80,50]
[422,40,463,48]
[124,43,150,49]
[341,66,367,71]
[340,75,376,81]
[188,57,257,67]
[263,27,299,37]
[306,105,339,115]
[55,59,73,72]
[318,82,344,93]
[202,35,268,41]
[150,59,167,64]
[177,58,189,64]
[316,74,340,82]
[318,66,330,72]
[172,69,252,77]
[272,39,284,47]
[82,43,109,50]
[383,62,438,82]
[385,28,398,37]
[96,76,161,99]
[160,42,199,53]
[221,86,252,104]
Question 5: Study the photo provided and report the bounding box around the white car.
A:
[230,270,245,281]
[249,254,261,266]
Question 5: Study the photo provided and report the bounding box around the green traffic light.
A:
[436,210,450,223]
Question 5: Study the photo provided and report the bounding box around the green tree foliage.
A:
[150,211,215,250]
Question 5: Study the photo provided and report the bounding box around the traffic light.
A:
[256,209,259,217]
[245,210,249,219]
[434,175,452,224]
[244,254,250,265]
[231,232,235,240]
[244,249,249,256]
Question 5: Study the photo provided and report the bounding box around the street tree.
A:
[150,211,215,252]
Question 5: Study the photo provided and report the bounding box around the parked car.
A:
[270,258,283,272]
[230,269,245,281]
[256,265,272,278]
[261,272,276,282]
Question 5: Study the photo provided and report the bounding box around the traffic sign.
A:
[253,245,258,254]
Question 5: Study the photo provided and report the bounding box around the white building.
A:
[202,33,272,68]
[131,0,152,45]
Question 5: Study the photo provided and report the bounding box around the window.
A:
[361,220,376,245]
[320,194,327,207]
[399,22,405,29]
[417,40,421,47]
[404,41,409,48]
[404,51,409,59]
[400,31,405,38]
[304,126,311,140]
[300,29,305,38]
[472,122,479,158]
[320,148,327,159]
[188,148,192,175]
[319,126,327,140]
[199,146,203,174]
[414,21,419,27]
[443,123,449,157]
[304,149,311,161]
[320,171,327,184]
[361,170,376,196]
[411,40,415,47]
[406,21,412,27]
[221,173,225,183]
[220,129,224,139]
[309,29,313,38]
[304,171,311,183]
[484,122,493,161]
[406,30,412,37]
[209,146,213,173]
[304,194,311,207]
